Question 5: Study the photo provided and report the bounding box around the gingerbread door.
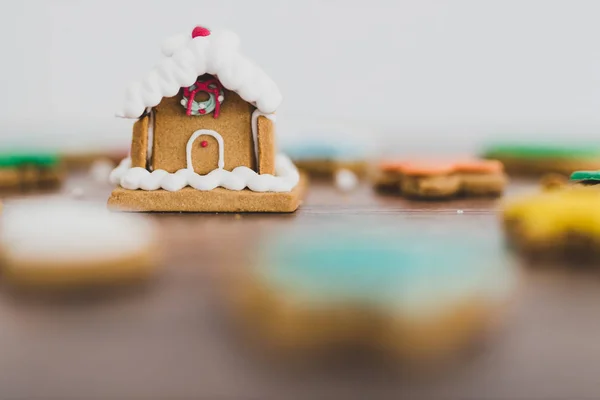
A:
[186,130,224,174]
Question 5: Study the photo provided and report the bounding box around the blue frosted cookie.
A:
[235,227,515,359]
[282,142,368,178]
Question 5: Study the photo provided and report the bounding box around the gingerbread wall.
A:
[151,84,257,175]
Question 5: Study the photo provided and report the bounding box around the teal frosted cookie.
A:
[283,143,340,160]
[235,228,516,359]
[282,141,368,178]
[284,143,366,162]
[260,231,512,315]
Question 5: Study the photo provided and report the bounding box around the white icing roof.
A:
[118,28,282,118]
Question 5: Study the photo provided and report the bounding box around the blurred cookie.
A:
[0,199,160,288]
[503,188,600,259]
[375,159,507,199]
[231,229,515,360]
[481,144,600,176]
[285,143,367,179]
[0,152,64,191]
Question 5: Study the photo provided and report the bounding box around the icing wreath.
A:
[180,78,225,117]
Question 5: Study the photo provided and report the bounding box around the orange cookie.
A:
[374,159,507,199]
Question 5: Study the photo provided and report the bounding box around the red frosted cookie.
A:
[374,159,508,199]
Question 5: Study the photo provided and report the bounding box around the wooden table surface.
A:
[0,176,598,400]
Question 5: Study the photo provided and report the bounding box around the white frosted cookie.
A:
[0,199,160,288]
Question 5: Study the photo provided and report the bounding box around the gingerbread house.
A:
[108,26,303,212]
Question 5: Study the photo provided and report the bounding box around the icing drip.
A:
[146,107,154,165]
[118,28,282,118]
[110,154,299,193]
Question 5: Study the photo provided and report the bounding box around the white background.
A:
[1,0,599,155]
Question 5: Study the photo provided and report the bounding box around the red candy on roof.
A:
[192,26,211,38]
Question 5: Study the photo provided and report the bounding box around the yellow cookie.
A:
[0,199,161,288]
[503,187,600,256]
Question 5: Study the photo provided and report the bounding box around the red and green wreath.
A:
[180,78,225,117]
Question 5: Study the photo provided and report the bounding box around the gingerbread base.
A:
[107,174,307,213]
